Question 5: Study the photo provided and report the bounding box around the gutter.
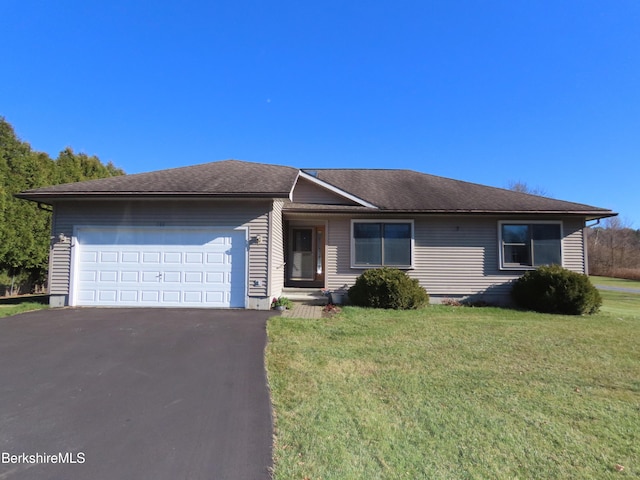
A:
[15,192,293,204]
[282,205,617,219]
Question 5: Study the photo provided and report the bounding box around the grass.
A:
[599,290,640,318]
[267,294,640,478]
[591,276,640,317]
[590,275,640,291]
[0,302,48,318]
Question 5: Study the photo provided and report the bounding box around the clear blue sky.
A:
[2,1,639,226]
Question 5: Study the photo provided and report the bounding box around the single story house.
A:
[17,159,616,309]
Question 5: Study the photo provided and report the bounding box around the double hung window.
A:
[352,221,413,267]
[500,222,562,269]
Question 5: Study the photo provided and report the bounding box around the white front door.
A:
[72,227,246,308]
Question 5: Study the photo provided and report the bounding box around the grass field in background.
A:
[590,275,640,291]
[267,289,639,479]
[591,276,640,317]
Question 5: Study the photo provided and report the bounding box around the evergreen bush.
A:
[348,267,429,309]
[511,265,602,315]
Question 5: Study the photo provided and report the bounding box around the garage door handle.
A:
[157,274,163,279]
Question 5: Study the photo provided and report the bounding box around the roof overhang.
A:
[15,191,292,205]
[282,203,618,219]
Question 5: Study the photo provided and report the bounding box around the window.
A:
[352,221,413,267]
[500,222,562,269]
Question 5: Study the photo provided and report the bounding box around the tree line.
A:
[0,117,124,295]
[587,218,640,280]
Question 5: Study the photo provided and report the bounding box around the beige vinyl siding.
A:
[268,199,286,298]
[49,199,271,299]
[562,218,586,273]
[48,209,71,296]
[324,215,587,303]
[326,216,356,291]
[414,217,512,299]
[292,177,359,205]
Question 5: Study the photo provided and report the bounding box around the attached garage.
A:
[71,227,247,308]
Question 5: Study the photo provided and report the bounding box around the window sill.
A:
[500,265,557,271]
[351,265,415,270]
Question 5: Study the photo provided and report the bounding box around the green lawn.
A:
[267,295,640,478]
[0,302,48,318]
[591,276,640,317]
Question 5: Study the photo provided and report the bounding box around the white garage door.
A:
[72,227,246,308]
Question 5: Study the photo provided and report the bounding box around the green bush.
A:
[348,267,429,309]
[511,265,602,315]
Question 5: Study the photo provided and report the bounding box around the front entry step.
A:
[281,288,328,305]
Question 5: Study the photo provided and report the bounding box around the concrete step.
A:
[281,288,328,305]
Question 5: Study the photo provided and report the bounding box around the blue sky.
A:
[2,1,639,226]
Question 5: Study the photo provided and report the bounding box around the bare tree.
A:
[587,217,640,280]
[507,180,549,197]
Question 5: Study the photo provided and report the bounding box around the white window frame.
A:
[350,219,415,269]
[498,220,564,270]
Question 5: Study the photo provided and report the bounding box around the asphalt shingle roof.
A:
[18,159,614,217]
[306,169,610,214]
[18,160,298,197]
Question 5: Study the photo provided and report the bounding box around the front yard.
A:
[266,286,640,479]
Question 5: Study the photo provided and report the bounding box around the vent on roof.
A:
[304,170,318,177]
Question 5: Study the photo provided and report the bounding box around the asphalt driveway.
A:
[0,308,275,480]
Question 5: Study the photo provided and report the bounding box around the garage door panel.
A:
[120,271,139,282]
[163,252,182,263]
[98,290,117,302]
[184,272,203,283]
[163,271,181,283]
[162,291,181,302]
[205,272,224,283]
[120,291,139,302]
[141,291,161,302]
[74,228,246,308]
[122,252,140,263]
[77,290,96,302]
[98,271,117,282]
[100,252,118,263]
[142,252,161,264]
[205,291,224,303]
[184,291,204,302]
[184,252,204,264]
[80,251,99,263]
[141,271,161,283]
[79,271,97,282]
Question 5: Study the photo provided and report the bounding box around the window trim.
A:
[498,220,564,270]
[350,219,415,269]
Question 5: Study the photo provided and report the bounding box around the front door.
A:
[288,226,325,286]
[291,228,314,281]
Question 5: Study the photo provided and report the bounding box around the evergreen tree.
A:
[0,117,124,292]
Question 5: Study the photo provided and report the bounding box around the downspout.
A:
[585,219,600,228]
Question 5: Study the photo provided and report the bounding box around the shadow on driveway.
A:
[0,308,276,480]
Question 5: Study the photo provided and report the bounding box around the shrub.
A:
[511,265,602,315]
[271,296,293,309]
[348,268,429,309]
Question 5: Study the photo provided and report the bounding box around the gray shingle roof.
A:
[18,160,298,198]
[306,169,612,215]
[17,159,615,218]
